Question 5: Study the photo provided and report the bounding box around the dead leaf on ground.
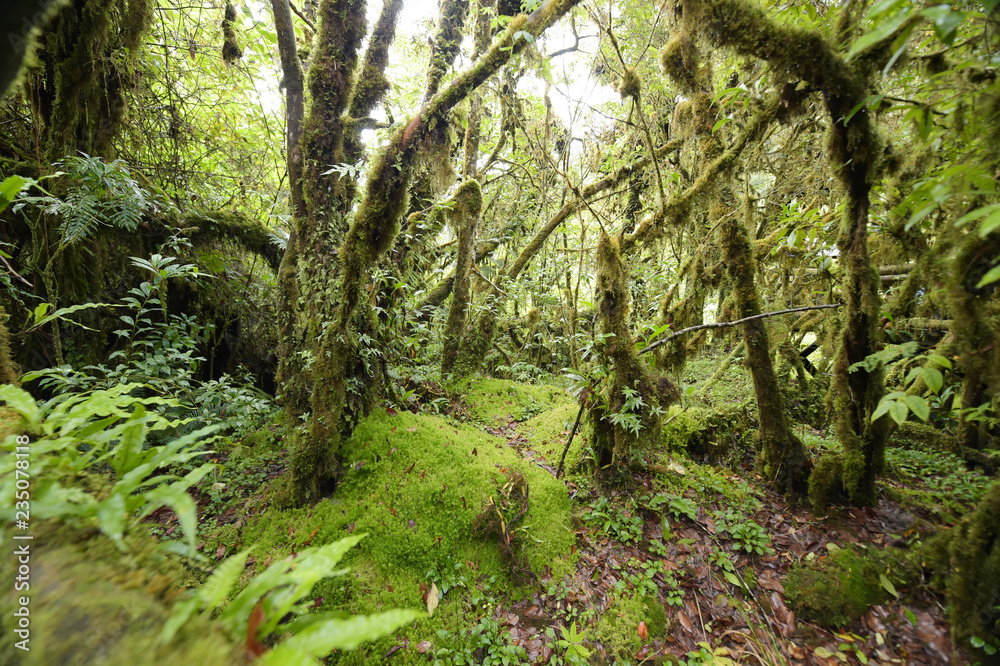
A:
[427,582,439,616]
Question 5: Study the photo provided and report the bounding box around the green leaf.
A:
[904,607,918,626]
[141,484,199,555]
[977,264,1000,288]
[926,354,952,370]
[979,208,1000,238]
[0,175,28,212]
[200,547,254,611]
[0,385,40,432]
[96,491,128,550]
[871,397,894,423]
[879,573,900,599]
[723,570,744,589]
[260,609,425,664]
[921,5,966,46]
[903,396,930,422]
[814,646,836,658]
[955,203,1000,227]
[847,7,912,60]
[889,400,909,426]
[922,367,944,394]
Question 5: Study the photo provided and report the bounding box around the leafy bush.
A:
[166,535,423,664]
[0,383,217,555]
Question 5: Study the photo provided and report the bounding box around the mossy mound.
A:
[240,409,574,659]
[457,378,571,424]
[0,522,240,665]
[784,545,912,628]
[660,404,754,461]
[521,402,592,469]
[594,593,665,659]
[923,481,1000,650]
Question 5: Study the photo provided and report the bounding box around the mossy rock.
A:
[660,404,753,461]
[785,545,911,628]
[890,421,956,451]
[241,408,574,659]
[0,522,240,665]
[457,378,571,424]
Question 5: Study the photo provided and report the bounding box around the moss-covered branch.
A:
[179,211,283,274]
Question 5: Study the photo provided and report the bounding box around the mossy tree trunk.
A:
[673,0,888,507]
[0,305,19,385]
[721,201,809,494]
[269,0,309,422]
[589,231,662,484]
[441,180,482,376]
[283,0,583,505]
[947,231,1000,451]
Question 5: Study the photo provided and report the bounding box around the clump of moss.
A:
[618,67,641,100]
[458,378,570,423]
[660,403,753,461]
[785,545,912,627]
[923,482,1000,648]
[660,34,700,93]
[594,593,661,659]
[221,2,243,64]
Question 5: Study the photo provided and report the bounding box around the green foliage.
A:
[14,154,153,245]
[583,495,644,545]
[0,383,218,555]
[433,617,528,665]
[166,534,424,664]
[553,621,592,664]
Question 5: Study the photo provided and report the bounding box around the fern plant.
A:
[164,535,423,664]
[0,383,216,555]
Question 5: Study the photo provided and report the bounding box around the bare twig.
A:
[287,1,316,32]
[639,304,842,355]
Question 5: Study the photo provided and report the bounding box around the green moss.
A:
[594,592,650,658]
[0,522,239,665]
[457,378,571,424]
[242,409,573,650]
[785,545,912,628]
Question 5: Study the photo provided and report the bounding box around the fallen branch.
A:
[638,303,842,355]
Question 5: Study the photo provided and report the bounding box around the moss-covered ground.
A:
[117,364,993,664]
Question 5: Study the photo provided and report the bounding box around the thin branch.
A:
[638,304,842,355]
[288,1,316,32]
[472,266,507,296]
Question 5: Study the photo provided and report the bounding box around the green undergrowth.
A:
[455,378,571,424]
[0,521,239,665]
[239,408,575,663]
[784,544,917,629]
[594,593,665,660]
[660,403,755,462]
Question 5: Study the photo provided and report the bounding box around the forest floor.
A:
[147,353,989,665]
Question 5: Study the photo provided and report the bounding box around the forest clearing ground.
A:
[445,372,977,664]
[141,372,984,665]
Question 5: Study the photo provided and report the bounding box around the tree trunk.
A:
[720,202,808,494]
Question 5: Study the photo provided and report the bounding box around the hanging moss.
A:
[221,2,243,64]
